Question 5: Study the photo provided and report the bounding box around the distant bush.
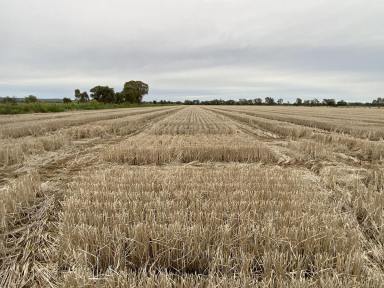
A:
[0,96,17,104]
[24,95,38,103]
[63,97,72,103]
[337,100,347,106]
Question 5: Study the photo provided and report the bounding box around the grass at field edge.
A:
[0,102,178,114]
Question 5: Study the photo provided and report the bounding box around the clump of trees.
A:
[75,89,89,103]
[74,81,149,104]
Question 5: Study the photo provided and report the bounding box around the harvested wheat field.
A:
[0,106,383,287]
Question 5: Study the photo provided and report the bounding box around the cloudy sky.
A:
[1,0,383,102]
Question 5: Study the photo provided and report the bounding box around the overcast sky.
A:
[1,0,383,102]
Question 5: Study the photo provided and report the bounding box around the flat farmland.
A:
[0,106,383,287]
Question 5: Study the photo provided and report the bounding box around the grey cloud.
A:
[0,0,383,101]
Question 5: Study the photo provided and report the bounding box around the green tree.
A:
[90,86,115,103]
[337,100,347,106]
[121,81,149,103]
[114,92,124,104]
[264,97,275,105]
[74,89,89,102]
[63,97,72,103]
[311,98,320,106]
[75,89,81,100]
[323,99,336,106]
[295,98,302,106]
[24,95,38,103]
[372,97,384,106]
[80,92,89,102]
[238,99,249,105]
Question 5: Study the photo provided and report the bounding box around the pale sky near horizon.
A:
[1,0,383,102]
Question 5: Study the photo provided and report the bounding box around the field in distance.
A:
[0,105,383,287]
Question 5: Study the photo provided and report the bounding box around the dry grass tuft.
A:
[0,171,41,231]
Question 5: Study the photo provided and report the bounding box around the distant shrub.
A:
[24,95,38,103]
[1,96,17,104]
[337,100,347,106]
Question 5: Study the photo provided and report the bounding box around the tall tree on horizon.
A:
[121,81,149,103]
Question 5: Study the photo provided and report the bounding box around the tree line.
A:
[1,91,384,108]
[178,97,384,107]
